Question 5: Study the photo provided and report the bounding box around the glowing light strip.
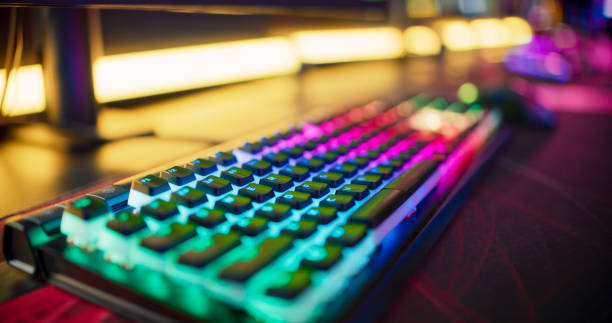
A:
[93,37,300,102]
[291,27,405,64]
[0,64,46,116]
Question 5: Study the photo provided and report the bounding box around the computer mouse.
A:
[480,87,556,129]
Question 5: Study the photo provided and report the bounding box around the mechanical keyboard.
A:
[2,92,504,323]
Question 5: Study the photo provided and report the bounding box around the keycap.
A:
[240,142,263,154]
[281,220,318,239]
[364,150,380,160]
[185,158,217,176]
[222,167,254,186]
[170,187,207,208]
[295,181,329,198]
[337,184,369,200]
[90,185,130,212]
[298,158,325,172]
[352,174,382,189]
[316,135,330,144]
[197,176,232,196]
[141,199,179,221]
[327,223,368,246]
[65,195,109,220]
[347,189,403,227]
[284,146,305,159]
[304,140,318,151]
[255,204,291,221]
[238,183,275,203]
[159,166,196,186]
[132,175,170,196]
[140,222,197,253]
[301,244,342,270]
[367,166,394,179]
[329,145,349,156]
[280,166,310,182]
[215,152,237,166]
[189,208,226,228]
[277,192,312,209]
[106,211,147,236]
[215,195,252,214]
[302,207,337,224]
[260,174,293,192]
[219,235,294,281]
[320,194,354,211]
[384,159,438,194]
[263,152,289,167]
[243,159,272,176]
[313,172,344,188]
[232,217,269,236]
[266,268,312,299]
[346,157,370,169]
[317,151,338,164]
[178,232,241,268]
[381,158,404,171]
[331,163,357,178]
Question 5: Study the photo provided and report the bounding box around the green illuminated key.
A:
[266,268,312,299]
[197,176,232,196]
[352,174,382,189]
[367,166,394,179]
[141,199,179,221]
[140,222,197,253]
[263,152,289,167]
[106,211,147,236]
[314,172,344,188]
[170,187,207,208]
[280,166,310,182]
[219,235,294,281]
[215,195,252,214]
[260,174,293,192]
[346,157,369,169]
[302,207,337,224]
[329,145,350,156]
[185,158,217,176]
[188,208,226,228]
[301,244,342,270]
[132,175,170,196]
[281,220,317,239]
[255,204,291,222]
[159,166,196,186]
[232,217,268,236]
[331,163,358,178]
[284,146,305,159]
[381,158,404,171]
[320,194,354,211]
[277,192,312,209]
[243,159,272,176]
[317,151,338,163]
[214,152,237,166]
[337,184,369,200]
[66,195,109,220]
[238,183,275,203]
[298,158,325,172]
[327,223,368,246]
[222,167,254,186]
[295,181,329,198]
[178,232,241,268]
[303,140,318,151]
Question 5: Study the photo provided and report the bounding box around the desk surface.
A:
[1,57,611,322]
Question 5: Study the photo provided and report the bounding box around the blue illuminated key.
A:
[277,192,312,209]
[189,208,226,228]
[295,181,329,198]
[219,235,293,281]
[231,216,269,236]
[140,222,197,253]
[327,223,368,246]
[263,152,289,167]
[185,158,217,176]
[300,244,342,270]
[178,232,241,268]
[260,174,293,192]
[215,195,252,214]
[367,166,394,179]
[280,166,310,182]
[320,194,354,211]
[314,172,344,188]
[197,176,232,196]
[132,175,170,196]
[302,207,337,224]
[141,199,179,221]
[298,158,325,172]
[106,211,147,236]
[214,152,237,166]
[337,184,369,201]
[238,183,275,203]
[352,174,382,189]
[222,167,254,186]
[331,163,358,178]
[255,204,291,222]
[159,166,196,186]
[170,187,207,208]
[243,159,272,176]
[266,268,312,299]
[281,220,317,239]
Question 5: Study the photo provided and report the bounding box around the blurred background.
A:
[0,0,611,216]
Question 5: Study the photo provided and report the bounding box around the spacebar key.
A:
[219,235,293,281]
[348,160,438,228]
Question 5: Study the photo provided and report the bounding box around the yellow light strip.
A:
[440,20,478,51]
[291,27,405,64]
[0,64,46,117]
[404,26,441,56]
[93,37,300,102]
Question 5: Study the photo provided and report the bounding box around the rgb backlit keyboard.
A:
[3,94,502,323]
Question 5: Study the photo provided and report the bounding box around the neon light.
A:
[404,26,441,56]
[458,82,479,104]
[0,64,45,116]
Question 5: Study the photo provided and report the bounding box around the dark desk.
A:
[1,57,611,322]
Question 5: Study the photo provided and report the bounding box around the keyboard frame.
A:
[2,96,509,322]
